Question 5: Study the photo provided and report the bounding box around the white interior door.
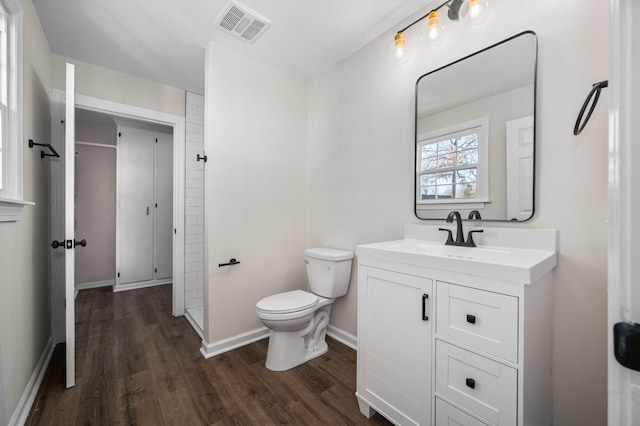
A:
[506,115,534,221]
[609,0,640,424]
[64,63,76,388]
[155,131,173,280]
[117,126,155,285]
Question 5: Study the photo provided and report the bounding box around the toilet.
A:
[256,247,353,371]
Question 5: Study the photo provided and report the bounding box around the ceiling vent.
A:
[215,1,271,43]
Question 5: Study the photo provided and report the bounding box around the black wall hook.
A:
[574,80,608,136]
[29,139,60,158]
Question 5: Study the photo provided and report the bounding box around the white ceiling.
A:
[33,0,429,94]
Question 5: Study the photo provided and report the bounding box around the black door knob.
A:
[51,240,65,249]
[74,239,87,248]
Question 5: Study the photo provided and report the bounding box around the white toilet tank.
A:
[305,248,354,298]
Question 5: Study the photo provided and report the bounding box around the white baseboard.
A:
[113,278,171,293]
[200,327,270,359]
[76,279,115,299]
[327,324,357,350]
[9,338,54,426]
[76,279,114,291]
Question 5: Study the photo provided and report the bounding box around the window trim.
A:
[0,0,24,222]
[416,117,490,210]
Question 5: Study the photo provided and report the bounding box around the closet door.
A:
[118,126,155,284]
[155,131,173,279]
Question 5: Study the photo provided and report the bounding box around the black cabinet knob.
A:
[466,378,476,389]
[466,314,476,324]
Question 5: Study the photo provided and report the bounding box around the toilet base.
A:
[265,332,329,371]
[264,307,331,371]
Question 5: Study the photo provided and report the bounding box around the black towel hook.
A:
[574,80,608,136]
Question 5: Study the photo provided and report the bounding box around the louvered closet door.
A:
[118,126,155,284]
[155,131,173,280]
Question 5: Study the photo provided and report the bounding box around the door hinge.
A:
[155,268,158,273]
[155,138,158,143]
[117,272,120,278]
[155,203,158,208]
[118,132,121,137]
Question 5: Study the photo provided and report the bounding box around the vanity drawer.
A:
[436,281,518,363]
[436,341,517,426]
[435,398,489,426]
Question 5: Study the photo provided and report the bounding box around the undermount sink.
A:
[356,225,557,285]
[379,240,511,261]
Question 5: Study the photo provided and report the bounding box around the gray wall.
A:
[75,141,116,285]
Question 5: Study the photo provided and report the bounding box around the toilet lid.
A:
[256,290,319,314]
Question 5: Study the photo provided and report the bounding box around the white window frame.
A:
[416,117,490,210]
[0,0,27,222]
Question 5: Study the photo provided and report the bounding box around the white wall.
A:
[203,42,308,344]
[0,0,52,422]
[307,1,608,425]
[51,54,186,117]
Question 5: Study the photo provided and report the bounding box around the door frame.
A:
[608,0,639,424]
[51,90,186,344]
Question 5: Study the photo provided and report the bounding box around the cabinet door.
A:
[117,126,155,284]
[357,265,432,426]
[155,131,173,279]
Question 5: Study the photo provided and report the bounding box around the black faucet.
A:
[468,210,482,220]
[447,211,465,245]
[438,210,484,247]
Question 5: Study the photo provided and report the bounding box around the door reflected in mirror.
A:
[415,31,537,221]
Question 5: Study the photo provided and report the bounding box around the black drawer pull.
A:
[466,314,476,324]
[466,378,476,389]
[422,294,429,321]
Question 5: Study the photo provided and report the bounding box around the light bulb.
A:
[389,33,411,64]
[421,10,447,48]
[461,0,491,28]
[469,0,482,18]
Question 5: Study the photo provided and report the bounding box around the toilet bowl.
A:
[256,248,353,371]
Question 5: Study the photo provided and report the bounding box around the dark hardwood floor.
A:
[26,285,391,425]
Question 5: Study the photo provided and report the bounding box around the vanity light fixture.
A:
[391,0,490,61]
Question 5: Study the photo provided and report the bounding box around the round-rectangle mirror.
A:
[415,31,537,221]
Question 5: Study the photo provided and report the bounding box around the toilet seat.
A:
[256,290,318,314]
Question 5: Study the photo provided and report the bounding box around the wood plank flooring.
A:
[26,285,392,425]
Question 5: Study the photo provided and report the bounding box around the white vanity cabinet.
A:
[356,225,557,426]
[356,264,433,425]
